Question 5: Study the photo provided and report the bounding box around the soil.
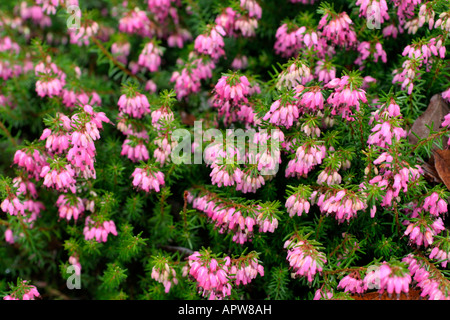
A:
[351,288,423,300]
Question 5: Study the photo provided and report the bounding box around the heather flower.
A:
[13,149,48,180]
[119,9,154,37]
[138,41,163,73]
[274,23,305,58]
[13,176,38,199]
[229,253,264,286]
[285,187,311,217]
[338,273,365,294]
[56,194,85,221]
[36,0,60,15]
[40,128,71,154]
[69,21,98,46]
[235,16,258,37]
[35,58,66,98]
[442,88,450,104]
[5,229,14,244]
[118,92,151,119]
[422,192,448,217]
[154,135,177,166]
[318,11,357,48]
[235,170,265,193]
[131,166,165,193]
[285,143,326,178]
[151,262,178,293]
[3,281,40,300]
[231,55,248,70]
[377,262,411,296]
[1,196,25,216]
[62,89,102,108]
[355,41,387,66]
[213,73,252,106]
[356,0,389,24]
[314,288,333,300]
[404,217,445,247]
[187,250,232,300]
[240,0,262,20]
[315,59,336,84]
[325,74,367,121]
[403,254,450,300]
[210,163,243,188]
[69,255,82,275]
[40,163,77,193]
[194,25,226,61]
[284,236,327,283]
[263,96,300,129]
[170,55,215,100]
[276,59,313,89]
[429,246,450,268]
[167,28,192,48]
[314,189,367,222]
[111,41,131,65]
[83,216,118,243]
[434,11,450,32]
[215,7,238,37]
[295,85,325,111]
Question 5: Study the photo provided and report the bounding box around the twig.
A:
[91,36,145,83]
[0,120,17,147]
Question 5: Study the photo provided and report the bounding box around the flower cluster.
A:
[403,254,450,300]
[285,142,327,178]
[311,189,367,222]
[284,235,327,283]
[3,281,40,300]
[83,216,118,243]
[187,251,232,300]
[325,74,367,121]
[131,165,165,193]
[187,190,278,244]
[56,194,85,221]
[151,262,178,293]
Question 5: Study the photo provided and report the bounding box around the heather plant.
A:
[0,0,450,302]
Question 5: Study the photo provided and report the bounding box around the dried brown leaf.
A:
[408,94,449,149]
[434,148,450,190]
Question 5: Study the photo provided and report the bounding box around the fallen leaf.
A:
[418,156,443,185]
[434,148,450,190]
[408,94,449,150]
[180,111,196,126]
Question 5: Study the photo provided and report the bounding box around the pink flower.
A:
[131,167,165,193]
[285,193,311,217]
[284,236,327,283]
[318,12,357,48]
[4,229,14,244]
[285,144,326,178]
[338,274,365,294]
[231,55,248,70]
[151,263,178,293]
[34,58,66,98]
[40,164,77,193]
[83,216,118,243]
[4,282,40,300]
[111,41,131,64]
[138,41,163,72]
[194,25,226,61]
[56,194,85,221]
[68,255,82,275]
[118,92,151,119]
[187,250,232,300]
[240,0,262,20]
[326,75,367,121]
